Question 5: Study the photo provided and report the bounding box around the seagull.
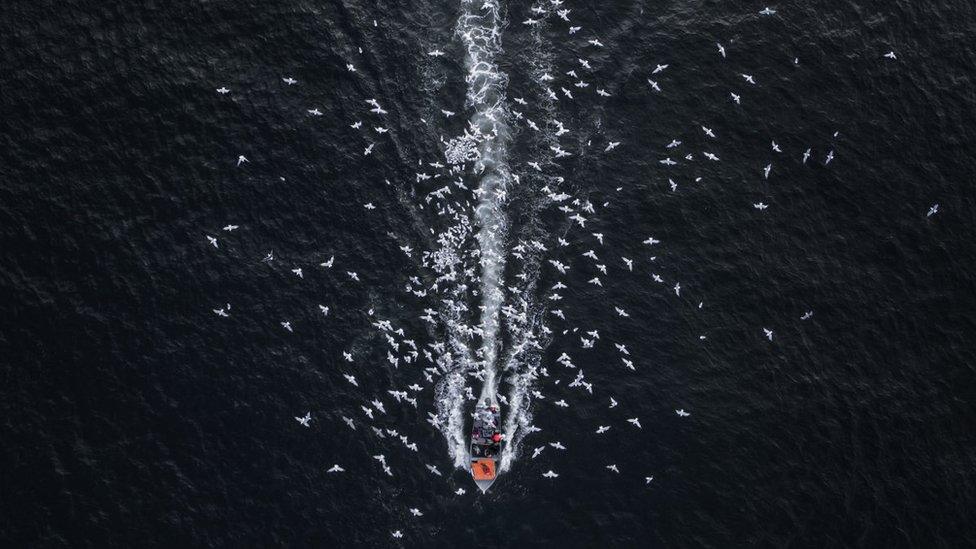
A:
[645,476,654,484]
[307,108,322,116]
[927,204,939,217]
[327,464,344,473]
[730,92,740,104]
[609,397,618,408]
[549,144,571,158]
[627,418,642,429]
[321,255,335,268]
[409,508,423,517]
[717,43,726,58]
[704,152,720,161]
[555,399,569,408]
[676,409,690,417]
[802,148,811,163]
[801,310,814,320]
[426,464,442,476]
[754,202,768,210]
[759,7,776,15]
[763,328,774,341]
[771,141,781,152]
[550,441,567,450]
[222,224,238,231]
[282,77,297,85]
[596,425,611,434]
[647,79,661,92]
[281,321,292,332]
[216,87,230,94]
[391,531,403,539]
[643,236,660,245]
[666,139,681,148]
[212,304,230,317]
[318,305,330,316]
[606,464,620,473]
[351,121,362,129]
[702,126,715,138]
[764,163,772,179]
[660,157,677,165]
[237,155,248,166]
[605,141,620,152]
[428,49,445,56]
[532,446,546,459]
[741,73,756,84]
[652,63,669,74]
[295,412,311,427]
[622,257,633,270]
[825,150,834,164]
[206,235,218,248]
[674,282,681,296]
[441,109,455,117]
[543,470,559,478]
[291,267,303,278]
[343,374,358,386]
[455,488,466,495]
[884,51,897,59]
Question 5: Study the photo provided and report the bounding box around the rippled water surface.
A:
[2,0,975,546]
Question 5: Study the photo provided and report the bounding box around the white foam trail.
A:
[457,0,511,399]
[428,0,555,472]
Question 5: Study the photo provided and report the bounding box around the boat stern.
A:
[471,457,497,492]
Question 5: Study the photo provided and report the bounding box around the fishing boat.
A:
[469,397,502,492]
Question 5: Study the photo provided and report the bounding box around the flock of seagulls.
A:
[200,0,937,541]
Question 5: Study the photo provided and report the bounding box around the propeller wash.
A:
[421,0,553,481]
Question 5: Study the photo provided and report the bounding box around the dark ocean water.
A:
[2,0,976,546]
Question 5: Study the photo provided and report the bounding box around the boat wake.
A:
[421,0,552,473]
